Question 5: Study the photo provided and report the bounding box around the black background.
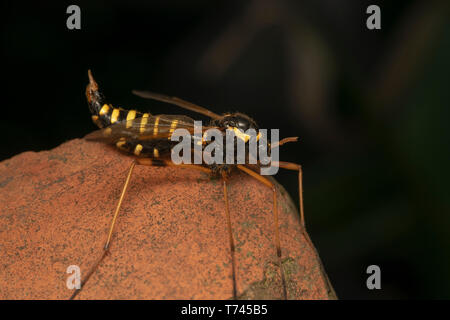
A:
[2,0,450,299]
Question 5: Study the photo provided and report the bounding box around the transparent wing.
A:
[132,90,222,120]
[85,114,218,144]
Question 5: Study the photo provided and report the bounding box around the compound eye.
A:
[237,119,249,131]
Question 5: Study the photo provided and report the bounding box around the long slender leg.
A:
[71,160,137,300]
[70,158,214,299]
[236,165,287,300]
[222,174,238,299]
[267,161,313,251]
[135,159,244,300]
[272,161,305,228]
[69,249,108,300]
[105,161,137,249]
[140,159,240,298]
[272,162,336,297]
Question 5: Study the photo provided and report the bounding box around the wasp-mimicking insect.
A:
[71,70,306,300]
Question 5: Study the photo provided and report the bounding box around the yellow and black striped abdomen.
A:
[91,104,145,129]
[86,70,196,161]
[86,70,145,129]
[114,137,175,160]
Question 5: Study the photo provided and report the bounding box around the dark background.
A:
[2,0,449,299]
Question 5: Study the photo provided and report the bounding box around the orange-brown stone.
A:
[0,137,336,299]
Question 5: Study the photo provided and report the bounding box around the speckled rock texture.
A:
[0,137,336,300]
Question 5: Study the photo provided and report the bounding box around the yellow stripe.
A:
[168,120,179,140]
[116,138,126,148]
[233,127,250,143]
[153,116,160,136]
[126,110,137,128]
[103,127,112,136]
[99,104,110,116]
[196,132,208,145]
[91,115,100,126]
[111,108,120,124]
[134,144,143,156]
[140,113,150,134]
[153,148,159,158]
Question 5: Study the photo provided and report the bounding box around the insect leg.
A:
[138,159,241,298]
[236,165,288,300]
[69,249,108,300]
[105,161,137,250]
[271,161,305,228]
[221,173,238,299]
[272,162,337,297]
[138,159,239,298]
[70,159,213,299]
[70,160,137,300]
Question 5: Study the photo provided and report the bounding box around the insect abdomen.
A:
[86,70,144,128]
[115,138,174,159]
[93,104,142,128]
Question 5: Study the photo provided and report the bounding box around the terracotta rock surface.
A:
[0,137,336,299]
